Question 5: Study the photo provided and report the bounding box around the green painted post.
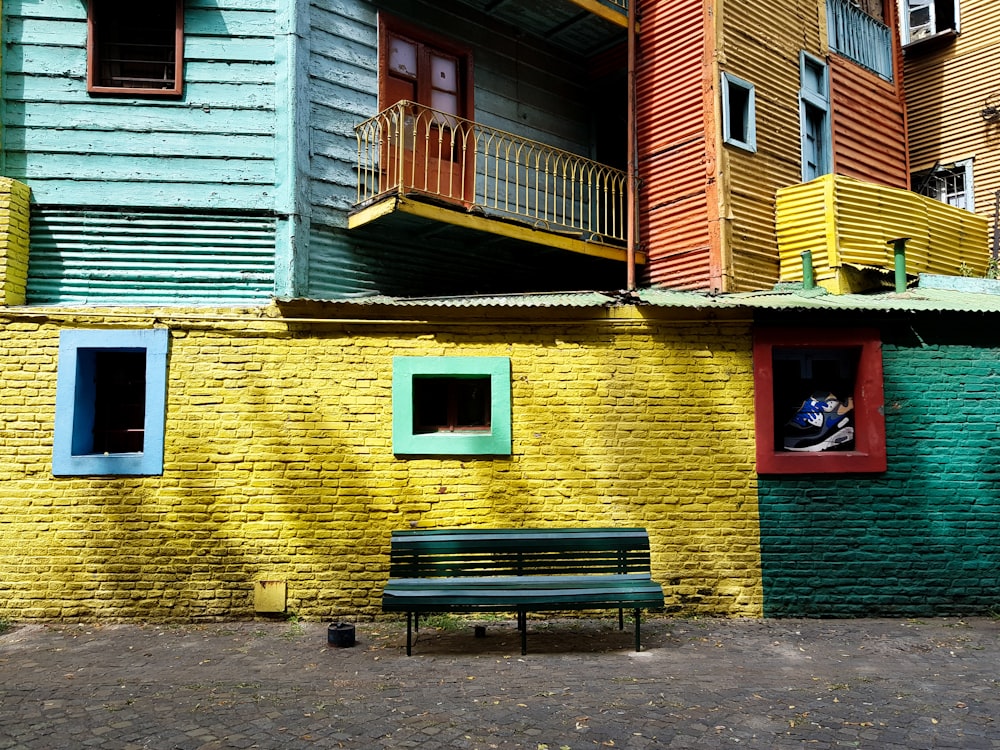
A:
[889,238,909,293]
[801,250,815,290]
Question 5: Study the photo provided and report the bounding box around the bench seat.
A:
[382,527,665,654]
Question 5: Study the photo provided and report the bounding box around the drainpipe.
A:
[888,237,909,293]
[626,0,638,291]
[801,250,815,290]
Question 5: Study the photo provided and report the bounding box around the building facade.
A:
[1,0,998,623]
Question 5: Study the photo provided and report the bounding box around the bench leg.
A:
[634,608,641,652]
[406,612,413,656]
[519,608,527,655]
[618,607,624,630]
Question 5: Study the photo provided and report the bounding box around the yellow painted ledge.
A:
[349,194,645,265]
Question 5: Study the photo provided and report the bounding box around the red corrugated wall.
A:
[829,0,909,190]
[635,0,716,290]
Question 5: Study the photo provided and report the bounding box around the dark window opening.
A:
[849,0,885,22]
[773,348,860,453]
[88,0,183,96]
[413,376,491,434]
[92,351,147,454]
[727,84,750,144]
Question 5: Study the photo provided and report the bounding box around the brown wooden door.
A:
[380,21,473,204]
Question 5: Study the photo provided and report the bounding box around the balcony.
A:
[826,0,894,81]
[776,174,989,293]
[350,101,639,264]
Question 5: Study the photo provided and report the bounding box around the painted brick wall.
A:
[0,309,762,622]
[0,179,31,306]
[759,320,1000,616]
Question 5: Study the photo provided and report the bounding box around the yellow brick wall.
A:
[0,178,31,306]
[0,307,762,621]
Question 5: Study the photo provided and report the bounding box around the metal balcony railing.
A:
[826,0,894,81]
[354,101,627,246]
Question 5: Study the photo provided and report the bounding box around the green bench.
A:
[381,527,665,655]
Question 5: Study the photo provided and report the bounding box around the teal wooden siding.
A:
[759,318,1000,617]
[2,0,278,210]
[3,0,624,302]
[27,209,276,304]
[2,0,280,304]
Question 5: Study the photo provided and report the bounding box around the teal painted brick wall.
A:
[759,321,1000,616]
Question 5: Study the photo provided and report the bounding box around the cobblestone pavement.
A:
[1,616,999,749]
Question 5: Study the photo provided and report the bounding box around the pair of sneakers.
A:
[783,391,855,452]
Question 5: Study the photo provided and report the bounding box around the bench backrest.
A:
[388,527,653,578]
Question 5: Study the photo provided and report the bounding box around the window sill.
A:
[902,28,959,52]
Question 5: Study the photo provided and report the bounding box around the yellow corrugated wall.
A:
[777,174,989,285]
[0,178,30,306]
[719,0,824,292]
[904,0,1000,240]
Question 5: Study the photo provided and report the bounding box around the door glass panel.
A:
[390,37,417,78]
[431,90,458,117]
[431,54,457,93]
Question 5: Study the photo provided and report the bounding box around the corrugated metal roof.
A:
[639,274,1000,313]
[306,291,621,308]
[289,275,1000,313]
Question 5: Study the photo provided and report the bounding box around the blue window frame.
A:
[53,329,169,476]
[392,356,511,456]
[721,72,757,153]
[799,52,831,181]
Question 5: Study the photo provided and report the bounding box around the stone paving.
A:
[1,615,999,749]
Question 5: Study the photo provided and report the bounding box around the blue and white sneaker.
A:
[782,392,855,452]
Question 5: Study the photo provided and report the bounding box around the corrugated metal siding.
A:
[903,0,1000,234]
[1,0,278,210]
[636,0,713,290]
[719,1,825,292]
[721,0,824,292]
[27,210,276,305]
[776,174,989,283]
[829,56,908,188]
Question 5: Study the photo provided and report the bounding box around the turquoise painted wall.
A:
[3,0,279,304]
[3,0,624,302]
[2,0,278,210]
[759,319,1000,616]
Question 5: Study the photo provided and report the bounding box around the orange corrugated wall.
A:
[635,0,716,290]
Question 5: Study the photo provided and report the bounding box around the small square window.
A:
[413,376,491,434]
[393,357,511,455]
[721,72,757,153]
[88,0,184,97]
[53,329,169,476]
[754,328,886,474]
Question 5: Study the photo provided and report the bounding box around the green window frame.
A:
[392,356,511,456]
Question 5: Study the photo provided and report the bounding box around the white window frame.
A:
[912,158,974,211]
[898,0,960,45]
[721,72,757,153]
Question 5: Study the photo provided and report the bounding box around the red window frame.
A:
[753,328,887,474]
[87,0,184,97]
